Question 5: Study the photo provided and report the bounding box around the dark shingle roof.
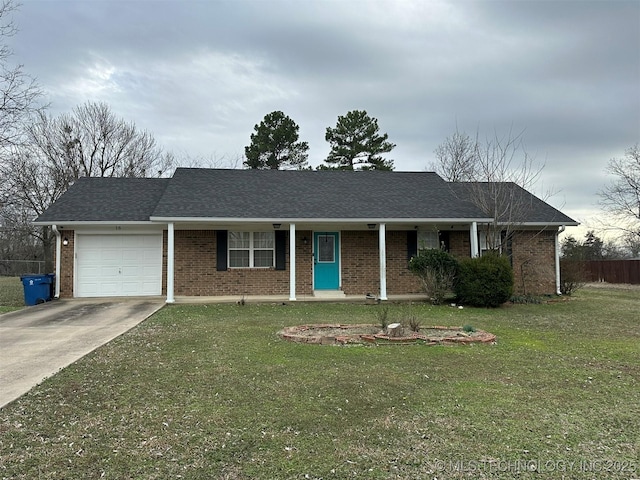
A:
[448,182,577,225]
[34,169,577,225]
[150,169,486,219]
[35,177,170,223]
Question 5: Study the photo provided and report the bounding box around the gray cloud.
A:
[10,0,640,236]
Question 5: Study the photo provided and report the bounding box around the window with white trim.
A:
[418,230,440,250]
[479,229,501,256]
[228,231,275,268]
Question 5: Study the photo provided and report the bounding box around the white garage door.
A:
[76,234,162,297]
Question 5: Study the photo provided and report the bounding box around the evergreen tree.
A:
[323,110,395,170]
[244,111,309,170]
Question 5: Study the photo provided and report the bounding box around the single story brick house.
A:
[34,168,578,302]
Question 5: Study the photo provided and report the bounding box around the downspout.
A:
[555,225,566,295]
[51,225,61,299]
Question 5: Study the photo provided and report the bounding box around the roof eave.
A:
[148,216,496,224]
[32,220,158,226]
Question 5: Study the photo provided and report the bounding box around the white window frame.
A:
[418,229,440,250]
[479,228,501,256]
[228,231,275,268]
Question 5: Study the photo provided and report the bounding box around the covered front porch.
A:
[162,219,488,304]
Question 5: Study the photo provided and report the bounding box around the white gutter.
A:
[51,225,61,298]
[148,216,496,224]
[555,225,566,295]
[32,220,159,226]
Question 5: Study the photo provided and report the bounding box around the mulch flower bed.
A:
[278,324,496,346]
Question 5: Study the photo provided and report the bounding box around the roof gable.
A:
[448,182,577,225]
[34,177,170,223]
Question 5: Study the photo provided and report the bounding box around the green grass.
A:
[1,288,638,479]
[0,276,24,313]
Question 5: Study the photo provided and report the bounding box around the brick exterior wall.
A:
[448,229,557,296]
[162,229,314,297]
[57,229,75,298]
[57,226,558,298]
[341,231,379,295]
[511,230,557,295]
[340,230,422,296]
[386,231,423,295]
[449,231,471,258]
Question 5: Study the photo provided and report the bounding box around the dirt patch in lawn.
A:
[278,324,496,346]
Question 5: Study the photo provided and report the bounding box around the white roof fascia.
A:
[32,220,157,226]
[148,216,496,224]
[477,221,580,227]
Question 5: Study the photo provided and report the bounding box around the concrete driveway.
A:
[0,298,164,408]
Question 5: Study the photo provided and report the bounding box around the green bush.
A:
[408,249,459,304]
[455,253,514,308]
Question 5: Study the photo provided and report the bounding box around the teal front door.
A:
[314,232,340,290]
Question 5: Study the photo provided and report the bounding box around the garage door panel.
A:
[121,249,140,262]
[140,283,160,295]
[121,282,142,295]
[121,265,140,276]
[76,234,162,297]
[100,282,121,295]
[101,249,122,263]
[79,282,100,296]
[141,265,160,276]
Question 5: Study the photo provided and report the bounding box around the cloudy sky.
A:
[10,0,640,238]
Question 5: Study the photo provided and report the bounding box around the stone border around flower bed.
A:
[278,324,497,346]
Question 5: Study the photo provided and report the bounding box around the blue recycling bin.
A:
[20,274,54,306]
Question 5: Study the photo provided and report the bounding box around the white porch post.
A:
[289,223,296,301]
[52,225,61,298]
[555,225,566,295]
[379,223,387,301]
[470,221,479,258]
[166,222,175,304]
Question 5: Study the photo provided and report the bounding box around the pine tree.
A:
[323,110,395,170]
[244,111,309,170]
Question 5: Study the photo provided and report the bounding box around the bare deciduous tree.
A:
[0,0,43,149]
[434,126,554,294]
[469,127,544,250]
[430,128,477,182]
[598,144,640,241]
[25,102,174,182]
[435,127,545,248]
[0,101,174,272]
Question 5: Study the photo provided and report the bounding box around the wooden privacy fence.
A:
[574,259,640,285]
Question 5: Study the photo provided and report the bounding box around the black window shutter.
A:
[439,231,450,252]
[275,230,287,270]
[216,230,228,271]
[407,230,418,261]
[501,230,513,266]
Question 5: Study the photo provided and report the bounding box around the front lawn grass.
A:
[0,276,24,313]
[1,287,638,479]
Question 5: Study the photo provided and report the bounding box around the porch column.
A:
[166,222,175,304]
[470,221,479,258]
[52,225,61,298]
[289,223,296,301]
[555,225,566,295]
[379,223,387,301]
